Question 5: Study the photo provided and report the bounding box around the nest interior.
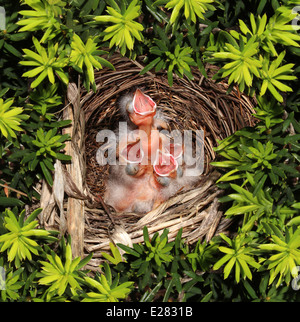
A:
[78,55,256,267]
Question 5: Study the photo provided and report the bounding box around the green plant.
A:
[0,4,29,98]
[241,273,297,302]
[188,237,220,272]
[0,266,23,302]
[0,209,54,268]
[29,84,62,118]
[212,36,261,92]
[141,28,197,86]
[206,7,299,100]
[108,228,218,301]
[22,128,71,186]
[118,227,174,289]
[0,98,28,140]
[70,33,114,92]
[211,102,300,207]
[259,51,296,102]
[17,0,65,44]
[230,11,300,56]
[120,227,174,268]
[1,0,115,203]
[213,233,260,283]
[154,0,215,24]
[0,0,300,303]
[224,182,275,229]
[94,0,144,56]
[101,242,124,266]
[82,262,134,302]
[20,37,69,88]
[253,96,284,131]
[37,241,91,300]
[259,224,300,287]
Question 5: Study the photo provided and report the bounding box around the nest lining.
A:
[72,55,257,268]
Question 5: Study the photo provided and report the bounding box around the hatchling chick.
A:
[104,164,160,213]
[154,141,202,201]
[118,89,169,132]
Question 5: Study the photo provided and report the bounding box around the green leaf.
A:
[201,291,213,302]
[253,174,267,197]
[242,280,258,300]
[117,243,140,257]
[224,257,236,279]
[167,69,173,86]
[213,254,232,270]
[225,205,260,215]
[56,153,72,161]
[140,281,163,302]
[140,57,161,75]
[24,208,42,225]
[287,216,300,227]
[0,197,24,207]
[4,43,22,58]
[40,161,53,186]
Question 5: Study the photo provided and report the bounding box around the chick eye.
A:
[177,165,183,178]
[125,163,140,176]
[156,176,171,187]
[126,102,134,114]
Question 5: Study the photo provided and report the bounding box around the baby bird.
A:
[118,89,169,132]
[104,89,162,212]
[119,89,161,162]
[104,162,167,213]
[161,141,203,197]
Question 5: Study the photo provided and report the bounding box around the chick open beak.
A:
[153,150,178,177]
[133,89,156,116]
[164,143,183,160]
[120,141,144,164]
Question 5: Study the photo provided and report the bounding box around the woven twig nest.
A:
[40,55,256,270]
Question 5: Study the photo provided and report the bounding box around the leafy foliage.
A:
[212,36,261,92]
[205,5,299,100]
[0,3,28,98]
[0,209,53,268]
[17,0,65,43]
[70,33,114,92]
[29,84,62,118]
[0,98,27,140]
[230,11,300,56]
[154,0,216,24]
[212,97,300,213]
[259,51,296,102]
[0,217,133,302]
[259,224,300,287]
[117,227,174,290]
[26,128,71,186]
[141,32,197,86]
[82,263,134,302]
[37,241,91,300]
[101,242,124,266]
[94,0,144,56]
[0,0,300,303]
[141,29,197,85]
[0,264,23,302]
[213,233,260,282]
[20,37,69,88]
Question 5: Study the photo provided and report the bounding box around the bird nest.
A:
[40,54,256,270]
